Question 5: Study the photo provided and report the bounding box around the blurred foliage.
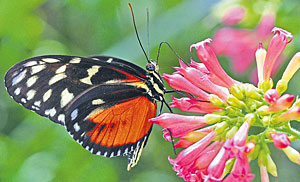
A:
[1,0,300,181]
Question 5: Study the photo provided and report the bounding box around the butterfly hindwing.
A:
[64,83,156,160]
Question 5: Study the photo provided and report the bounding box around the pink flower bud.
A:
[149,113,207,128]
[266,94,294,112]
[264,89,279,104]
[270,133,290,149]
[174,66,229,100]
[244,142,256,154]
[162,73,210,100]
[169,131,216,167]
[278,106,300,121]
[170,96,223,113]
[263,27,293,81]
[190,39,237,88]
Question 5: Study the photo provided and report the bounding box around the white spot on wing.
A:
[21,98,27,103]
[45,109,51,115]
[26,75,38,87]
[90,148,94,153]
[110,152,114,158]
[85,145,89,150]
[71,109,78,120]
[43,89,52,102]
[92,99,105,105]
[96,151,101,155]
[24,61,38,67]
[104,152,108,157]
[42,58,60,63]
[61,88,74,108]
[69,57,81,64]
[49,107,56,117]
[34,101,41,107]
[104,80,121,84]
[58,114,65,124]
[31,65,46,75]
[80,65,101,85]
[56,64,67,74]
[117,149,121,156]
[106,58,113,63]
[49,73,67,85]
[26,89,36,100]
[12,70,27,86]
[14,88,21,95]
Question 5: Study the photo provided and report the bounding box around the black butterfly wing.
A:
[4,55,148,125]
[4,55,156,170]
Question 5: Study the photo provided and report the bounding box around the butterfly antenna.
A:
[128,3,150,63]
[156,41,188,65]
[146,8,151,60]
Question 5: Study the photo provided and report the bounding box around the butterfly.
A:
[4,54,166,170]
[4,4,171,171]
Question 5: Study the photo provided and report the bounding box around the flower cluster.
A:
[150,27,300,182]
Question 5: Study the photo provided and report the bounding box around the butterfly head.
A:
[146,60,159,73]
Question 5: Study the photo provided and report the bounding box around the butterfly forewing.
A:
[5,55,159,169]
[5,55,148,124]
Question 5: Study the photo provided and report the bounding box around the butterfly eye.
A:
[146,63,156,71]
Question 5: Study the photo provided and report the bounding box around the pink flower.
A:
[212,13,275,75]
[263,28,293,82]
[152,27,300,182]
[222,6,245,25]
[270,133,290,149]
[264,89,279,104]
[266,94,294,112]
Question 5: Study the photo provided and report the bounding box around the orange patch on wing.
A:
[86,97,156,147]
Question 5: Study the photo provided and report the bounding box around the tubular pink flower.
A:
[194,141,224,170]
[174,66,229,100]
[174,138,194,149]
[190,39,237,88]
[149,113,207,128]
[169,131,216,167]
[163,125,216,144]
[224,154,255,182]
[264,89,279,104]
[189,60,229,87]
[256,13,275,39]
[164,122,207,138]
[162,73,210,100]
[270,133,290,149]
[263,27,293,81]
[222,6,245,25]
[205,146,230,179]
[170,96,223,113]
[278,106,300,121]
[260,165,270,182]
[213,13,275,76]
[266,94,294,112]
[233,121,250,147]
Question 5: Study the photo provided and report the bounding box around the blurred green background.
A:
[1,0,300,181]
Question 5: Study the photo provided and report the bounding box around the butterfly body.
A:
[5,55,165,170]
